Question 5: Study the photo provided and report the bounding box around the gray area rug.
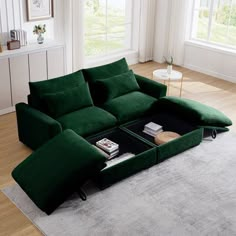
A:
[3,132,236,236]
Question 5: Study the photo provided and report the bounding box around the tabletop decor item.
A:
[33,24,46,44]
[10,30,27,46]
[164,56,174,74]
[154,131,181,145]
[7,40,21,50]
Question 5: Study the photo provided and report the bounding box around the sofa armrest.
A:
[135,74,167,99]
[16,103,62,150]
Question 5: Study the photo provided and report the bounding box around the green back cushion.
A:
[29,70,85,110]
[42,83,93,118]
[12,129,106,214]
[96,70,140,102]
[82,58,129,104]
[82,58,129,83]
[157,96,232,128]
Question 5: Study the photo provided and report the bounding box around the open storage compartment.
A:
[121,111,203,162]
[87,128,156,189]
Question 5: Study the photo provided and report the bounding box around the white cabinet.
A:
[29,51,47,82]
[0,58,11,110]
[0,43,65,115]
[47,47,65,79]
[10,55,30,105]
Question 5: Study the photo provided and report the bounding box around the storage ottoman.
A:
[121,111,203,162]
[12,129,106,214]
[87,128,156,189]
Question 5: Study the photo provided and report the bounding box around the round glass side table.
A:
[153,69,183,97]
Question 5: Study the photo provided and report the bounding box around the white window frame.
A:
[84,0,136,60]
[190,0,236,50]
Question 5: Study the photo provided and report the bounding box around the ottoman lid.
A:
[12,129,106,214]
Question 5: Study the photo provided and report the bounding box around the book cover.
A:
[93,145,119,159]
[10,30,17,40]
[96,138,119,153]
[144,122,162,132]
[104,153,135,169]
[143,128,163,137]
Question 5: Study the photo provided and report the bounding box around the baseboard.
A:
[184,63,236,84]
[0,107,15,116]
[127,55,139,65]
[153,57,165,64]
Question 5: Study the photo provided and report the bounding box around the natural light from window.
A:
[84,0,133,57]
[191,0,236,49]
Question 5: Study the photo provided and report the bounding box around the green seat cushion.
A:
[157,96,232,128]
[12,129,106,214]
[82,58,129,83]
[29,70,85,110]
[57,106,117,137]
[96,70,140,103]
[102,91,157,124]
[42,83,93,118]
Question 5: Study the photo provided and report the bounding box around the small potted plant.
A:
[164,56,173,74]
[33,24,46,44]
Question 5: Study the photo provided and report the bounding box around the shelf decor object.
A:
[33,24,46,44]
[27,0,54,21]
[7,40,21,50]
[164,56,173,74]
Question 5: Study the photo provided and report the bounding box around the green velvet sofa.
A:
[16,58,167,150]
[13,58,232,214]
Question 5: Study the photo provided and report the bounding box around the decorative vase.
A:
[167,65,172,74]
[37,33,44,44]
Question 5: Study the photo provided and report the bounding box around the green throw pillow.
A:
[157,96,232,128]
[29,70,85,110]
[96,70,140,102]
[82,58,129,104]
[12,129,106,214]
[42,83,93,118]
[82,58,129,83]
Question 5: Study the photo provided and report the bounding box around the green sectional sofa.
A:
[13,58,232,214]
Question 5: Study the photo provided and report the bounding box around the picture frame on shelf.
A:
[26,0,54,21]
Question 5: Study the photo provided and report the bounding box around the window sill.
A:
[185,40,236,56]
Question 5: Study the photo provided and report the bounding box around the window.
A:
[191,0,236,48]
[85,0,133,57]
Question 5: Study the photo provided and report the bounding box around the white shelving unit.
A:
[0,42,65,115]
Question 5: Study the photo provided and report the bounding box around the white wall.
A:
[0,0,57,45]
[184,41,236,83]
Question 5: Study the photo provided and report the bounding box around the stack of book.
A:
[95,138,119,159]
[10,30,27,46]
[143,122,163,137]
[104,153,135,168]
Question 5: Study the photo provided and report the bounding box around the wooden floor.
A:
[0,61,235,236]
